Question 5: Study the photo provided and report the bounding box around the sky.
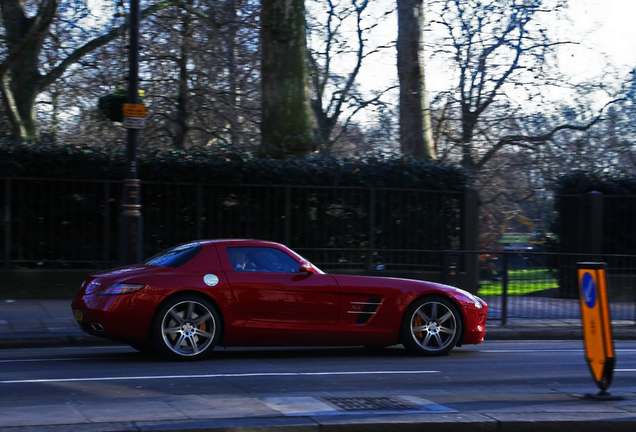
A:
[553,0,636,83]
[89,1,636,92]
[83,0,636,124]
[339,0,636,123]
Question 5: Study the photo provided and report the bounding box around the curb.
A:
[2,415,636,432]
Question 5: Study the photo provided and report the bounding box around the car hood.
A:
[330,273,458,293]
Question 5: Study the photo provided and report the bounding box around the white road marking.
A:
[0,357,112,364]
[481,349,636,353]
[615,369,636,372]
[0,370,439,384]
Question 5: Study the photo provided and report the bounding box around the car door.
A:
[220,245,340,325]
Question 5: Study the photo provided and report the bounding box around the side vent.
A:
[348,297,383,324]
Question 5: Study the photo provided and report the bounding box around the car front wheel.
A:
[401,296,462,356]
[151,295,221,361]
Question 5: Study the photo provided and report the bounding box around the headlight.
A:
[99,283,146,295]
[454,288,483,309]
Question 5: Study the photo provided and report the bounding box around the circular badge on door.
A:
[203,274,219,287]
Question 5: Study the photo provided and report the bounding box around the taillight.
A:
[98,283,146,295]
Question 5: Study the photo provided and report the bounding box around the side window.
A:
[144,243,202,268]
[227,247,299,273]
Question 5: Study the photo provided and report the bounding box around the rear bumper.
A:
[71,292,156,341]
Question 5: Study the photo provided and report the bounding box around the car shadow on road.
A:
[77,344,481,364]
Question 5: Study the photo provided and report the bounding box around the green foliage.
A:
[1,140,471,269]
[97,92,127,122]
[554,170,636,196]
[0,140,471,191]
[97,90,146,122]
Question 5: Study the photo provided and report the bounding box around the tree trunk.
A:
[175,2,194,149]
[0,0,202,144]
[226,0,240,147]
[1,0,53,142]
[260,0,315,158]
[396,0,435,159]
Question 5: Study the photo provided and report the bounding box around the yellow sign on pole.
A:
[578,262,617,398]
[123,103,146,118]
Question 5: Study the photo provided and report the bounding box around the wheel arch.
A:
[149,289,226,345]
[399,292,466,346]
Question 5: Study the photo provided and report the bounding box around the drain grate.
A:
[321,396,418,412]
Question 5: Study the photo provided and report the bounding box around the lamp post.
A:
[118,0,143,265]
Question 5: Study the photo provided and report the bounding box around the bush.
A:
[1,140,471,269]
[554,170,636,196]
[0,140,470,191]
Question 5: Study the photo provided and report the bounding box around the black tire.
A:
[151,295,221,361]
[401,296,462,356]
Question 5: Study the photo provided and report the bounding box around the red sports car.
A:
[71,240,487,360]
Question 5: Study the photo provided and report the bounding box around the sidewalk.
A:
[2,390,636,432]
[1,299,635,349]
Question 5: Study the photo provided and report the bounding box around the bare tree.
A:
[429,0,601,172]
[138,0,261,150]
[0,0,221,142]
[307,0,396,154]
[396,0,436,159]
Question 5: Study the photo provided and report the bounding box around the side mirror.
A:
[299,260,316,274]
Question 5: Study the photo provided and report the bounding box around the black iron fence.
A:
[559,192,636,255]
[303,249,636,324]
[2,177,634,323]
[474,250,636,324]
[1,177,468,271]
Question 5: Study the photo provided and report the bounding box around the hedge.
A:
[554,170,636,196]
[0,140,470,191]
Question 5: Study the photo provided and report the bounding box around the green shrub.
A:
[554,170,636,196]
[0,140,470,190]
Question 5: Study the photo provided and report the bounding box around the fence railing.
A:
[559,193,636,255]
[3,177,634,324]
[474,250,636,324]
[297,248,636,324]
[1,177,467,270]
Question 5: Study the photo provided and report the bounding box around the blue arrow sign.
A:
[582,272,596,309]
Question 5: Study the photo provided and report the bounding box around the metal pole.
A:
[501,252,509,325]
[365,188,375,275]
[118,0,143,265]
[285,186,291,246]
[4,179,10,269]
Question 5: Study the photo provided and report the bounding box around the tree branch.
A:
[475,99,625,170]
[39,0,221,91]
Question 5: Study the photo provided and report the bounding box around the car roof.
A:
[199,239,284,248]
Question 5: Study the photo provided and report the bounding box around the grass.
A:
[478,281,558,296]
[478,268,558,296]
[499,235,530,243]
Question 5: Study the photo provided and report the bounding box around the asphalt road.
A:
[2,341,636,431]
[2,341,636,400]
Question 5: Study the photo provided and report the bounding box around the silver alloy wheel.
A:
[410,300,457,352]
[161,300,216,357]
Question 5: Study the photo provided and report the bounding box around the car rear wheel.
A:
[152,295,221,361]
[401,296,462,356]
